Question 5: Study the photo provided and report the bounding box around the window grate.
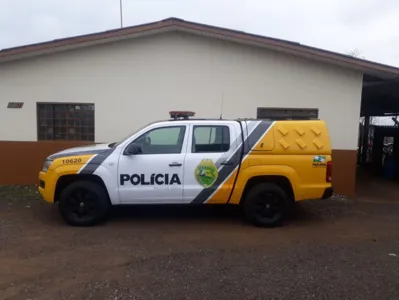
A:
[37,103,95,141]
[257,107,319,120]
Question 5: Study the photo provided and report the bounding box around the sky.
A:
[1,0,399,67]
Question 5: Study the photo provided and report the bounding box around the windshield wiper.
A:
[108,142,117,148]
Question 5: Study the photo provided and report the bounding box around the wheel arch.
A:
[240,175,295,204]
[54,174,111,203]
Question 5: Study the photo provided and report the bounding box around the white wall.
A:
[0,32,363,149]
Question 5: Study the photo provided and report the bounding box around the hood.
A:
[48,143,111,160]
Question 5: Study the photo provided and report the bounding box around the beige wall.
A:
[0,32,363,150]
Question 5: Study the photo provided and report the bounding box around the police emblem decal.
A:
[194,159,219,188]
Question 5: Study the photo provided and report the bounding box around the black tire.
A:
[58,180,110,226]
[242,183,289,227]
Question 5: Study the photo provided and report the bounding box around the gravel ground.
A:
[0,194,398,300]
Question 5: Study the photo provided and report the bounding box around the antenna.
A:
[119,0,123,28]
[220,92,224,119]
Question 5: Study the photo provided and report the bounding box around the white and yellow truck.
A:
[39,111,333,227]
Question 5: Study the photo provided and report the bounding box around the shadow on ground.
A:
[103,197,350,227]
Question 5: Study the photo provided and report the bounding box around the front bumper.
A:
[322,187,334,199]
[38,170,57,203]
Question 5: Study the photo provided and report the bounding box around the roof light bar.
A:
[169,111,195,120]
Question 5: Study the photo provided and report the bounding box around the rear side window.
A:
[192,126,230,153]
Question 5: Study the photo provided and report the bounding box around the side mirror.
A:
[124,143,142,155]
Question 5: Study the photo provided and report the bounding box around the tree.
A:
[347,49,365,59]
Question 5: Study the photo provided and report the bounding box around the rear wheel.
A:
[58,181,110,226]
[242,183,288,227]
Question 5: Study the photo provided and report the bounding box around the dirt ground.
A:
[0,190,398,300]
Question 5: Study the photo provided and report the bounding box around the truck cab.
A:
[38,111,333,227]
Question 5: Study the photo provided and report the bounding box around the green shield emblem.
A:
[194,159,219,188]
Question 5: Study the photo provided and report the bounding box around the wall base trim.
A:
[0,142,358,198]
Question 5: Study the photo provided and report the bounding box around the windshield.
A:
[110,121,157,147]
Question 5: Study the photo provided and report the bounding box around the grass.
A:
[0,185,39,200]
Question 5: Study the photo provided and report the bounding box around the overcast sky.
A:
[1,0,399,67]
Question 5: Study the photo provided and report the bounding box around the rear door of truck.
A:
[183,120,242,204]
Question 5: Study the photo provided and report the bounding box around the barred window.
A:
[257,108,318,120]
[37,103,95,141]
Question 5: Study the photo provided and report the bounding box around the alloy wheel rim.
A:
[67,188,97,220]
[253,192,282,222]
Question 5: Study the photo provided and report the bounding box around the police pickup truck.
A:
[38,111,333,227]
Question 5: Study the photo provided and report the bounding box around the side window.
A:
[192,126,230,153]
[134,126,186,154]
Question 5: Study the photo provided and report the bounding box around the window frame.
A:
[36,102,95,141]
[191,125,231,153]
[129,125,187,155]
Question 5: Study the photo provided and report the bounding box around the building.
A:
[1,18,399,197]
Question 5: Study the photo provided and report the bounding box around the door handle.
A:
[220,161,233,166]
[169,162,182,167]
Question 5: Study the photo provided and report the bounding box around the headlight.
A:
[42,159,53,172]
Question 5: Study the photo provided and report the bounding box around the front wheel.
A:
[58,181,110,226]
[242,183,289,227]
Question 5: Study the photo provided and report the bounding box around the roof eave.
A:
[1,17,399,80]
[0,27,175,63]
[173,20,399,80]
[0,19,177,63]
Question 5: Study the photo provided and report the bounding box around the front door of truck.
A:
[118,125,188,204]
[183,122,240,204]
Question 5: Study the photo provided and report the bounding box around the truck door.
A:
[117,124,188,203]
[183,122,241,204]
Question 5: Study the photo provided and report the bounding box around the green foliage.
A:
[0,185,39,200]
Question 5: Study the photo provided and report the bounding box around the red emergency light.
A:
[169,111,195,120]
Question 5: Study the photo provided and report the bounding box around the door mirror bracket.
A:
[124,143,142,155]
